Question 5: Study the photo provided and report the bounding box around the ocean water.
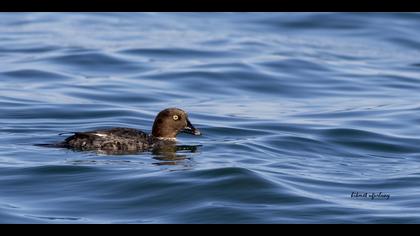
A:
[1,12,420,223]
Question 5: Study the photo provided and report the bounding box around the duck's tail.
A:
[34,132,76,148]
[34,142,69,148]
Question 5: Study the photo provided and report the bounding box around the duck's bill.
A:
[182,119,201,136]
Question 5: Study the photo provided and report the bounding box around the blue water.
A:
[1,13,420,223]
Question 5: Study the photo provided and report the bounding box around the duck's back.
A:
[64,128,151,152]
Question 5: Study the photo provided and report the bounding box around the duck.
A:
[58,108,201,153]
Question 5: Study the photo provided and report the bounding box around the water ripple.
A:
[1,13,420,223]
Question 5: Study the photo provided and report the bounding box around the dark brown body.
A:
[57,108,201,154]
[63,128,154,152]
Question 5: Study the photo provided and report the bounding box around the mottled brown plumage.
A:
[59,108,201,153]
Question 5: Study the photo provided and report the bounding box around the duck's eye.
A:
[172,115,179,121]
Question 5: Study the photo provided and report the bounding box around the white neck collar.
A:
[154,137,177,141]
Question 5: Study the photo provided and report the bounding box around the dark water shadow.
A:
[35,142,202,166]
[151,145,202,166]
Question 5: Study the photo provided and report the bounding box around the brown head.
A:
[151,108,201,139]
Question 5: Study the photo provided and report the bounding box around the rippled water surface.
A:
[1,13,420,223]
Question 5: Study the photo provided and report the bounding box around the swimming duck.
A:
[60,108,201,153]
